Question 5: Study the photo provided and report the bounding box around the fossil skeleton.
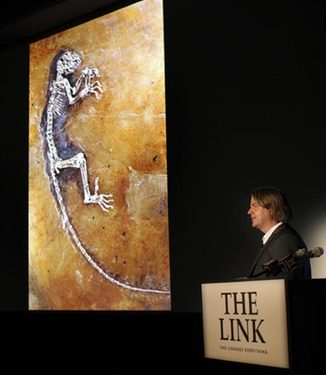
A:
[39,49,169,295]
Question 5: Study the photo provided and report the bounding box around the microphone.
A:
[292,246,324,260]
[262,247,324,276]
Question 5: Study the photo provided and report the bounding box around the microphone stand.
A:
[253,257,298,278]
[251,269,274,278]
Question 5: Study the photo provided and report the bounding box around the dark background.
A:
[1,0,325,314]
[164,0,326,312]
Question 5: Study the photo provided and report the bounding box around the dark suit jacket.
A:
[248,223,311,279]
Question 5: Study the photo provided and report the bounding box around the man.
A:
[247,186,311,279]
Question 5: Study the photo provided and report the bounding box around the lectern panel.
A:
[202,280,289,368]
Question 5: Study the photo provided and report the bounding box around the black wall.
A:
[164,0,326,311]
[1,0,326,313]
[0,45,29,310]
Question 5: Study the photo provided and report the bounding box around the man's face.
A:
[247,196,272,233]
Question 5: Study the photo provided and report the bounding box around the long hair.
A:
[251,186,292,222]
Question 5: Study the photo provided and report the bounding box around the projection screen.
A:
[29,0,170,310]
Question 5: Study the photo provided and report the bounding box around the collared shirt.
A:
[262,222,283,245]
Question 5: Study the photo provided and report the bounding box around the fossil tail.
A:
[47,160,169,295]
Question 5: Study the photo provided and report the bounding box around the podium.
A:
[201,279,325,374]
